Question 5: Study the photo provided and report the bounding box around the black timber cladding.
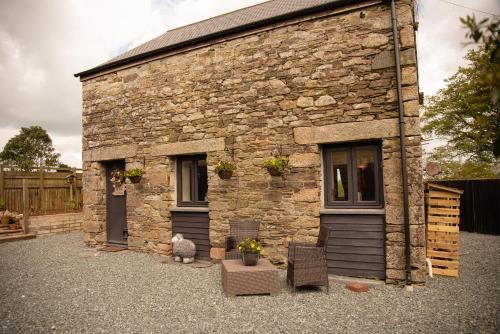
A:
[75,0,363,78]
[171,212,210,259]
[321,214,385,279]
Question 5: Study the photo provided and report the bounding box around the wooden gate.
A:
[426,183,463,277]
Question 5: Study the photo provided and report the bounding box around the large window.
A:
[323,143,383,208]
[177,155,208,207]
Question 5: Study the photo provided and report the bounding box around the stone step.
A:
[0,229,23,234]
[0,233,36,243]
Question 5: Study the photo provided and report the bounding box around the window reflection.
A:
[331,150,349,201]
[197,159,208,202]
[181,160,191,202]
[356,148,376,201]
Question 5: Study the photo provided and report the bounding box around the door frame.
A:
[105,160,128,246]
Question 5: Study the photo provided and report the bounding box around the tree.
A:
[0,126,61,170]
[460,15,499,157]
[422,47,499,178]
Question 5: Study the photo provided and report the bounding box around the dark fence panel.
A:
[429,179,500,235]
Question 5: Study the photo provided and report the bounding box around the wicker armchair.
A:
[224,221,260,260]
[286,227,330,293]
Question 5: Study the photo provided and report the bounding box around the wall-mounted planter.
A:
[128,175,142,183]
[263,156,289,177]
[124,168,144,184]
[215,161,236,180]
[217,170,234,180]
[266,167,283,176]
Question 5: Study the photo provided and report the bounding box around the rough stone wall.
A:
[29,213,83,235]
[81,0,425,284]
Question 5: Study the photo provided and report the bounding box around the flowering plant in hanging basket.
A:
[215,161,236,179]
[124,168,144,183]
[238,238,263,266]
[263,156,289,176]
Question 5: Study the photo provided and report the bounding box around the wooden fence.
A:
[0,165,83,216]
[428,179,500,235]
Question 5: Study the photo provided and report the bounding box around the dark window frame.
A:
[176,155,208,207]
[323,142,383,209]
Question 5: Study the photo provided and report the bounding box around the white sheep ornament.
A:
[172,233,196,264]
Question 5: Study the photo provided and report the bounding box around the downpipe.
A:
[388,0,413,289]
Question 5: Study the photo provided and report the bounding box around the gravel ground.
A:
[0,232,498,334]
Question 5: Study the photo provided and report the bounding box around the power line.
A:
[436,0,500,18]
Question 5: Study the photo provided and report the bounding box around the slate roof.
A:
[75,0,358,78]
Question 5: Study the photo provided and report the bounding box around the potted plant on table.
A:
[215,161,236,180]
[263,156,289,176]
[124,168,144,183]
[238,238,263,266]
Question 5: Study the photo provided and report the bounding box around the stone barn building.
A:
[76,0,426,285]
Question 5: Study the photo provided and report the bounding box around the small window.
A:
[324,143,383,208]
[177,155,208,206]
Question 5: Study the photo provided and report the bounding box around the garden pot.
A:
[1,216,10,225]
[128,175,142,184]
[9,223,18,230]
[266,167,283,176]
[242,252,259,266]
[217,170,233,180]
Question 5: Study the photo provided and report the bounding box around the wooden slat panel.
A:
[427,250,459,260]
[428,190,461,199]
[428,216,460,224]
[428,207,460,215]
[327,253,384,264]
[328,267,385,279]
[429,259,459,270]
[329,230,384,239]
[428,225,459,233]
[428,199,460,207]
[172,212,210,258]
[170,221,209,229]
[328,260,385,271]
[432,268,458,277]
[327,245,384,256]
[321,214,385,280]
[427,232,460,241]
[427,242,458,252]
[327,224,383,232]
[329,238,383,247]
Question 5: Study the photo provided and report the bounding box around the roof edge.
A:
[74,0,364,79]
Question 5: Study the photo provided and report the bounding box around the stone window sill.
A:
[170,206,209,213]
[320,208,385,215]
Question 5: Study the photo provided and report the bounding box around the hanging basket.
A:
[128,175,142,184]
[217,170,233,180]
[266,167,283,176]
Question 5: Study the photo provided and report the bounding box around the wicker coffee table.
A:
[221,259,279,297]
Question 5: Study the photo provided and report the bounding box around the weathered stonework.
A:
[80,0,425,284]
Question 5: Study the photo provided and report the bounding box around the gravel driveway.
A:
[0,231,498,334]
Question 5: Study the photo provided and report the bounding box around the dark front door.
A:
[105,160,127,245]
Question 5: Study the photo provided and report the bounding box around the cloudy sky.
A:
[0,0,498,167]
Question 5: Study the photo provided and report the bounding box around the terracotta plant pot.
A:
[266,167,283,176]
[1,216,10,225]
[128,175,142,184]
[217,170,233,180]
[241,252,259,266]
[9,223,18,230]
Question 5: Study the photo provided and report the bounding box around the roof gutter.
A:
[75,0,364,79]
[388,0,412,289]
